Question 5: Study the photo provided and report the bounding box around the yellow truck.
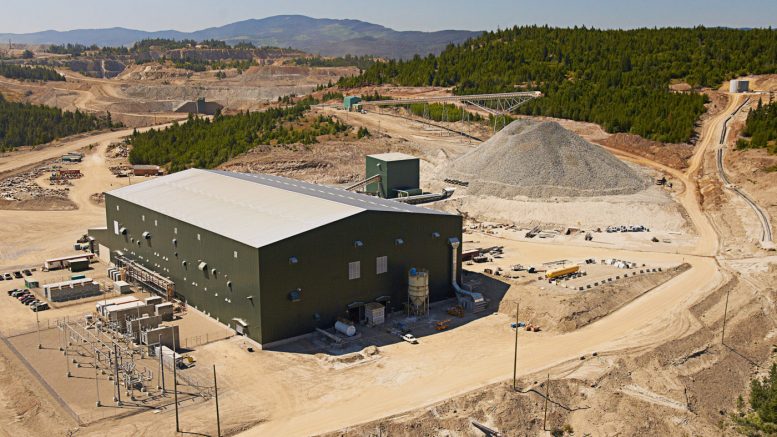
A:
[545,265,580,279]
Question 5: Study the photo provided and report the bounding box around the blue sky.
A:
[1,0,775,33]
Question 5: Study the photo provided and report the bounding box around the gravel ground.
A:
[446,119,650,198]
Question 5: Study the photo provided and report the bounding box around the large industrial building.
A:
[89,168,463,347]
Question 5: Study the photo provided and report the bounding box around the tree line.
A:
[737,99,777,154]
[0,63,64,81]
[291,54,376,70]
[129,98,350,172]
[339,26,777,143]
[0,93,117,150]
[734,363,777,434]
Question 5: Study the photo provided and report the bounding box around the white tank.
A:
[335,320,356,337]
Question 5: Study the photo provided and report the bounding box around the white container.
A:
[335,321,356,337]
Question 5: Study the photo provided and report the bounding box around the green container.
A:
[365,153,420,199]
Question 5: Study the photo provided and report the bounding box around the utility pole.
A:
[173,330,180,433]
[113,344,121,405]
[512,302,519,391]
[36,307,41,349]
[213,364,221,437]
[543,373,550,431]
[158,334,165,393]
[64,336,71,377]
[95,348,101,407]
[721,286,731,345]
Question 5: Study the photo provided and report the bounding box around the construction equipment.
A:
[177,355,196,369]
[435,319,451,331]
[447,305,464,317]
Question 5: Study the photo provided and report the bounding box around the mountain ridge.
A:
[0,15,481,59]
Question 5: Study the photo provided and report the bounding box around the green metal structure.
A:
[343,95,362,111]
[365,153,420,199]
[89,169,461,347]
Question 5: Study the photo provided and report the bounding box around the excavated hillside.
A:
[446,120,650,198]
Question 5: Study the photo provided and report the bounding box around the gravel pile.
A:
[446,119,649,198]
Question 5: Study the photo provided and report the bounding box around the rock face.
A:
[447,119,650,198]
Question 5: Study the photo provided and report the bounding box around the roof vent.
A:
[354,240,364,248]
[288,289,302,302]
[142,231,151,239]
[289,256,298,265]
[395,238,405,246]
[198,261,208,271]
[431,232,440,238]
[119,227,127,235]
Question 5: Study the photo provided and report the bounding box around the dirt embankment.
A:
[318,379,583,437]
[218,138,420,185]
[494,264,691,333]
[597,134,695,170]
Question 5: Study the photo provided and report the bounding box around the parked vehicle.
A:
[401,333,418,344]
[11,290,26,298]
[13,271,22,279]
[17,293,31,301]
[7,288,20,296]
[31,303,49,312]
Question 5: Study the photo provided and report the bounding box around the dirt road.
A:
[0,123,174,178]
[0,126,167,268]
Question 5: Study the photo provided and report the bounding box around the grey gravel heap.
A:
[447,119,649,198]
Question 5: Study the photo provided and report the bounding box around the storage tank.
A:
[545,265,580,279]
[335,320,356,337]
[408,268,430,316]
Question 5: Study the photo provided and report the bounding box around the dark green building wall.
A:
[92,194,461,346]
[258,210,462,344]
[95,194,263,341]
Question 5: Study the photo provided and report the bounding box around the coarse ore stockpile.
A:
[445,119,650,198]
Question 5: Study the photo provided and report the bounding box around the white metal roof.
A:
[368,152,418,162]
[107,169,451,249]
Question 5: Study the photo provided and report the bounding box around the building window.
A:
[376,256,388,275]
[348,261,361,280]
